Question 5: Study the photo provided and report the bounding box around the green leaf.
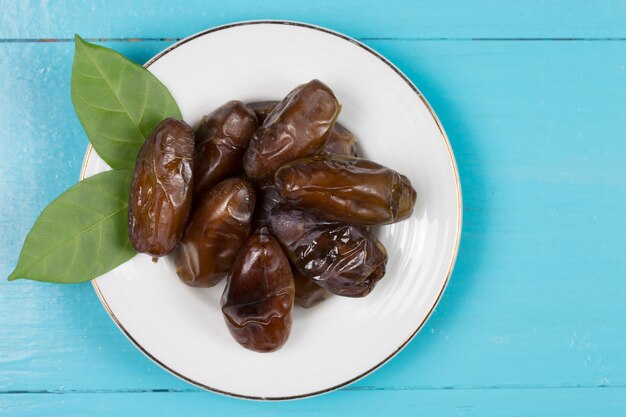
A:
[71,34,181,169]
[8,170,136,284]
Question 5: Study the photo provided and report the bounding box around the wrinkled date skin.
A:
[275,155,417,226]
[128,118,194,257]
[221,229,295,352]
[243,80,341,183]
[193,101,258,200]
[322,123,358,157]
[250,184,284,230]
[174,178,255,287]
[293,268,332,308]
[248,100,357,157]
[246,101,278,125]
[268,204,388,297]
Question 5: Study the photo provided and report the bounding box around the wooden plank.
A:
[2,387,626,417]
[1,39,626,395]
[1,1,626,40]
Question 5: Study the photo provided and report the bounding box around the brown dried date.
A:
[193,101,258,200]
[243,80,340,183]
[275,155,417,226]
[268,204,388,297]
[128,118,194,257]
[221,229,295,352]
[293,268,332,308]
[174,178,255,287]
[248,100,357,157]
[250,184,284,231]
[322,122,358,157]
[246,101,278,125]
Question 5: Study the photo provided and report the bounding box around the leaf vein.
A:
[83,182,130,203]
[84,223,103,279]
[81,45,145,140]
[61,236,80,279]
[58,200,108,217]
[90,130,142,145]
[75,95,128,114]
[18,207,127,278]
[136,77,149,132]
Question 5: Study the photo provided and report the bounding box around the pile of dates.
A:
[127,80,417,352]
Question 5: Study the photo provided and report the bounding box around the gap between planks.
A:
[2,383,626,395]
[2,37,626,43]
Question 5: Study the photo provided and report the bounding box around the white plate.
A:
[81,21,462,400]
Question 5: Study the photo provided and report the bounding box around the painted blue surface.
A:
[1,2,626,416]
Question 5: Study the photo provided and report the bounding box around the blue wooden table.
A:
[2,1,626,415]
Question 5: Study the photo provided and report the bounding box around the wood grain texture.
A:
[1,8,626,415]
[0,1,626,40]
[2,388,626,416]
